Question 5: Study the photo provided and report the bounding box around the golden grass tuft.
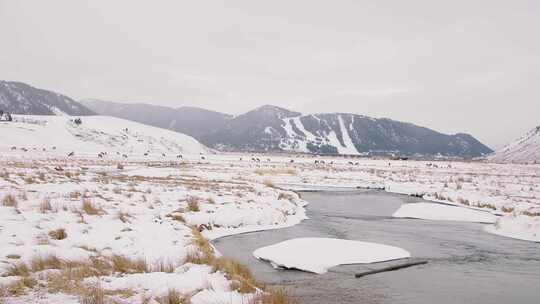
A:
[30,255,65,272]
[111,255,148,274]
[80,282,105,304]
[166,212,185,223]
[185,227,260,293]
[39,197,53,213]
[49,228,68,240]
[0,277,38,297]
[1,194,18,207]
[186,196,200,212]
[82,199,102,215]
[263,179,276,188]
[151,259,176,273]
[155,289,189,304]
[117,210,133,223]
[5,262,30,277]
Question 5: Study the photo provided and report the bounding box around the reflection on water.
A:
[213,190,540,304]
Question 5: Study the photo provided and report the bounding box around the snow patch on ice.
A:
[253,237,410,274]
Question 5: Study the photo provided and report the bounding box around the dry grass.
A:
[254,169,297,176]
[82,199,102,215]
[186,196,200,212]
[2,194,18,207]
[111,255,148,274]
[501,206,515,213]
[151,259,176,273]
[40,197,53,213]
[155,289,189,304]
[117,210,133,223]
[277,192,295,202]
[0,277,38,297]
[80,282,105,304]
[70,191,82,199]
[213,257,259,293]
[30,255,65,272]
[49,228,68,240]
[263,179,276,188]
[5,262,30,277]
[186,227,260,293]
[251,288,297,304]
[166,212,185,223]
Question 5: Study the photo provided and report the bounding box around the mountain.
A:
[0,115,208,156]
[0,81,95,116]
[83,100,492,158]
[488,126,540,164]
[80,99,231,138]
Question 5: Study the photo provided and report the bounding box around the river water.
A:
[213,190,540,304]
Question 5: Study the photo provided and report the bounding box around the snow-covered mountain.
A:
[83,100,493,158]
[199,105,492,157]
[0,81,95,116]
[80,98,232,138]
[489,126,540,164]
[0,115,209,156]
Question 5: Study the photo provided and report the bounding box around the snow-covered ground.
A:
[253,238,410,274]
[0,115,208,156]
[0,156,306,303]
[1,140,539,302]
[488,126,540,164]
[392,202,497,223]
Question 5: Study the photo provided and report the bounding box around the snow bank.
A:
[253,238,410,274]
[392,202,497,223]
[485,215,540,242]
[0,115,208,155]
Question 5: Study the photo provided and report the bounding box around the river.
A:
[213,190,540,304]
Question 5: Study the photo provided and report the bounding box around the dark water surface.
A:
[213,190,540,304]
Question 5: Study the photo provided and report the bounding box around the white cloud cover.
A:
[1,0,539,148]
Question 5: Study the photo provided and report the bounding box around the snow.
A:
[392,202,498,223]
[0,152,308,303]
[0,115,208,156]
[489,126,540,164]
[0,125,539,302]
[485,215,540,242]
[253,238,411,274]
[337,114,359,155]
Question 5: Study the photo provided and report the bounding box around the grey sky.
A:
[1,0,539,148]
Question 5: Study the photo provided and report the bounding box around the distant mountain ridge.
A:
[0,81,95,116]
[81,99,232,138]
[489,126,540,164]
[82,99,493,158]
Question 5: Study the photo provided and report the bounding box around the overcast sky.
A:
[1,0,539,148]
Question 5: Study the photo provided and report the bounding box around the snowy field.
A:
[1,146,539,302]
